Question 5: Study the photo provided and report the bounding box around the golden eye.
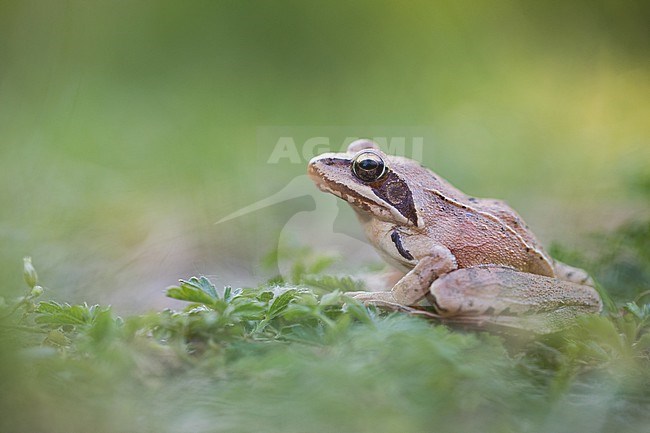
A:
[352,151,387,183]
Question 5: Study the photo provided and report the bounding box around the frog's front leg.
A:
[430,266,603,333]
[349,245,457,308]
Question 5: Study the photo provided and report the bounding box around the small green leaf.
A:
[196,276,219,298]
[342,298,374,325]
[88,308,118,344]
[319,291,342,307]
[268,290,298,319]
[231,302,267,320]
[223,286,232,301]
[35,301,93,326]
[166,284,217,305]
[257,291,274,303]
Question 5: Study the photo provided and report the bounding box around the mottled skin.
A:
[308,140,602,333]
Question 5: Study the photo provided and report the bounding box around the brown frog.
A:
[308,140,602,333]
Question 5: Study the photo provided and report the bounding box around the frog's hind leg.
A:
[429,266,602,334]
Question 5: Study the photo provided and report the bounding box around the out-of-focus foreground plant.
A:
[1,218,649,433]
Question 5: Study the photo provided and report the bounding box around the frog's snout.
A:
[307,154,353,197]
[307,156,322,180]
[307,154,341,182]
[307,156,329,189]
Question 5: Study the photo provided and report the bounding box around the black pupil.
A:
[359,158,379,170]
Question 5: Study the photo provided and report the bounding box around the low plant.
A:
[1,219,649,433]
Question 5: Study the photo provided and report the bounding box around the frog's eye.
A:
[352,151,387,183]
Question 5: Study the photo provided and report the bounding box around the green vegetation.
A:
[1,2,649,432]
[1,216,649,433]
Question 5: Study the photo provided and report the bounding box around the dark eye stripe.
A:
[372,172,418,226]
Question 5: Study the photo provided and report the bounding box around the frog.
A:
[307,139,602,333]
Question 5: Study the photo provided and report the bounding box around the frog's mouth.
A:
[308,154,411,225]
[308,156,372,206]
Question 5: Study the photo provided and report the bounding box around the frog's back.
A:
[474,198,548,260]
[378,155,555,277]
[414,168,555,277]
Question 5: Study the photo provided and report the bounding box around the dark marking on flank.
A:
[391,229,414,261]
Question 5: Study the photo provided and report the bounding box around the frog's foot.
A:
[346,290,446,320]
[346,291,413,312]
[346,248,457,311]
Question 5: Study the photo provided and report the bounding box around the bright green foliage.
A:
[35,301,112,328]
[157,279,375,352]
[1,221,650,433]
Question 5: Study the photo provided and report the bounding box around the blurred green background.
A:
[1,0,648,311]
